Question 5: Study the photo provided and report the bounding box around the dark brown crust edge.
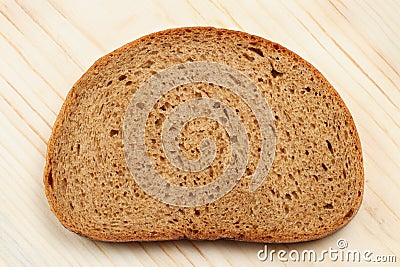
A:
[43,26,364,243]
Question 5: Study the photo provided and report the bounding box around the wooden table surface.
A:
[1,0,399,266]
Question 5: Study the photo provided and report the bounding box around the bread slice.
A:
[44,27,364,242]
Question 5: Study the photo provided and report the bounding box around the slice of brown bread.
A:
[44,27,364,242]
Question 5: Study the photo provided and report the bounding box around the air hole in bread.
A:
[109,129,119,137]
[155,119,162,127]
[245,168,252,175]
[248,47,264,57]
[48,169,53,189]
[284,205,289,214]
[271,69,283,78]
[326,140,333,154]
[324,203,333,209]
[141,60,154,68]
[322,163,328,171]
[344,208,354,219]
[118,75,127,81]
[243,53,255,62]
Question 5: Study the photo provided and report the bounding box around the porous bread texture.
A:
[44,27,364,242]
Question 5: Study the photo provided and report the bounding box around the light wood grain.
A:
[1,0,399,266]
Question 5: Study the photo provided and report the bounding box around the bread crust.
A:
[44,27,364,243]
